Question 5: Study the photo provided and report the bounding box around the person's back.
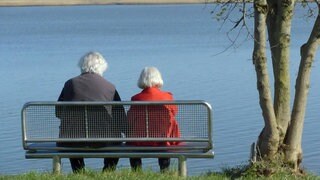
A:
[127,67,180,172]
[56,51,126,172]
[63,72,116,101]
[127,87,178,146]
[128,104,171,145]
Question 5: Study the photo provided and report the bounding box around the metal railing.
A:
[22,100,213,150]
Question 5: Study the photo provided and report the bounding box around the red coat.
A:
[127,87,180,146]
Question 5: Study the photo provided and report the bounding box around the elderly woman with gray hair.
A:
[56,51,127,173]
[127,66,181,172]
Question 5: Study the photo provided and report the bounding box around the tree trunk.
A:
[284,7,320,170]
[213,0,320,173]
[268,0,295,144]
[253,0,279,158]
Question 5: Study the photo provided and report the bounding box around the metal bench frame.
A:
[21,100,214,177]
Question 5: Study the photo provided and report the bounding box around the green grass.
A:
[0,169,222,180]
[1,165,319,180]
[213,160,320,180]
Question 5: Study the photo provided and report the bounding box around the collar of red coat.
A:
[141,87,161,92]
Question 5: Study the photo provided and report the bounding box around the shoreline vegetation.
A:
[0,0,212,7]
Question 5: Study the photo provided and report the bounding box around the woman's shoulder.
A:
[130,92,143,101]
[131,88,174,100]
[163,91,174,100]
[155,89,174,100]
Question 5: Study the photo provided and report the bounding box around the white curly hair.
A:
[78,51,108,76]
[137,66,164,89]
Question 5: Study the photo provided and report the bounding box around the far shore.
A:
[0,0,213,7]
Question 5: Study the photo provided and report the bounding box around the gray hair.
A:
[78,52,108,76]
[137,67,164,89]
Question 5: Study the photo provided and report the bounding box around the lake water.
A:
[1,4,320,176]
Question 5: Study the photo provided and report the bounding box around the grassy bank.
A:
[0,0,210,6]
[0,169,223,180]
[1,167,319,180]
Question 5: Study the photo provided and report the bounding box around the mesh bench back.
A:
[22,101,213,150]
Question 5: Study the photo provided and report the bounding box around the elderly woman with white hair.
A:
[56,51,127,173]
[127,66,181,172]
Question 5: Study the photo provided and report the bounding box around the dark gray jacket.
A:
[56,73,127,147]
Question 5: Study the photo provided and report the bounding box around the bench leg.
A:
[178,156,187,177]
[53,156,61,174]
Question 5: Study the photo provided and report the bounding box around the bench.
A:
[21,100,214,177]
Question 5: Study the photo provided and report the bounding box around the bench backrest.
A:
[21,101,213,151]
